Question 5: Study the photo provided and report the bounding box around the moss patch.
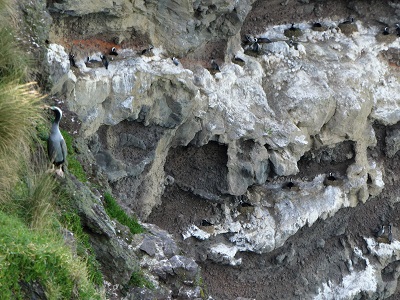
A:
[129,270,154,289]
[61,129,88,183]
[104,192,144,234]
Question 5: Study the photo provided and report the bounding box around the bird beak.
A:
[42,104,51,109]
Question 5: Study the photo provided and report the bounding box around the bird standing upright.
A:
[47,106,67,177]
[100,55,109,69]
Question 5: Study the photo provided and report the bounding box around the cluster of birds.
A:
[376,224,394,244]
[382,24,400,36]
[68,45,184,71]
[242,19,400,56]
[281,172,342,191]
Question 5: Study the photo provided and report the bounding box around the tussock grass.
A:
[0,82,42,196]
[0,211,102,299]
[104,192,144,234]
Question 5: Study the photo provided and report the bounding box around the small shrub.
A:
[104,192,144,234]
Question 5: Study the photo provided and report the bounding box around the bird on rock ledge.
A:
[45,105,67,177]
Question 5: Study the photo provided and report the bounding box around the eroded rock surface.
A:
[44,0,400,298]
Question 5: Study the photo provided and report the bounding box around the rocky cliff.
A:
[40,0,400,299]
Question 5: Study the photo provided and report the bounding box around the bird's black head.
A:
[50,106,63,123]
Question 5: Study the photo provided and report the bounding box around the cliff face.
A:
[43,0,400,299]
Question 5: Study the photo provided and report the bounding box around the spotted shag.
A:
[47,106,67,177]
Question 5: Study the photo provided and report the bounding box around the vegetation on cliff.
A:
[0,1,103,298]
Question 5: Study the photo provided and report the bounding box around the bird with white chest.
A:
[47,106,67,177]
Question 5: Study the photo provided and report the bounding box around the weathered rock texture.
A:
[44,0,400,299]
[47,0,254,58]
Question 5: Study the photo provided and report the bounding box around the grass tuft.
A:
[104,192,144,234]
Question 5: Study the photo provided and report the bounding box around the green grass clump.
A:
[129,270,154,289]
[0,211,102,299]
[9,172,57,231]
[61,129,88,183]
[104,192,144,234]
[61,212,103,285]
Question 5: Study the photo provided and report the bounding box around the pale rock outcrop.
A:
[314,239,400,299]
[47,21,399,260]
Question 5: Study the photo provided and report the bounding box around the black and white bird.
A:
[211,58,221,72]
[100,55,109,69]
[383,27,390,35]
[251,41,260,52]
[141,45,154,55]
[109,47,118,56]
[85,56,102,68]
[47,106,67,177]
[256,37,272,43]
[171,57,179,66]
[233,55,245,63]
[69,53,77,68]
[341,17,354,25]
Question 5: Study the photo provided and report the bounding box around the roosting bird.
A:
[47,106,67,177]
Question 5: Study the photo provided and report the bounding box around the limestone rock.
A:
[48,0,256,56]
[169,255,199,281]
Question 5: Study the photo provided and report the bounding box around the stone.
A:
[140,236,158,257]
[169,255,199,281]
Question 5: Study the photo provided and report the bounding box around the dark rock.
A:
[140,236,157,257]
[19,281,46,300]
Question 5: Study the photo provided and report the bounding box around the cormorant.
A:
[47,106,67,177]
[211,58,221,72]
[141,45,154,55]
[383,27,390,35]
[100,55,109,69]
[233,56,245,63]
[341,17,354,25]
[171,57,179,66]
[110,47,118,56]
[69,53,77,68]
[256,37,272,43]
